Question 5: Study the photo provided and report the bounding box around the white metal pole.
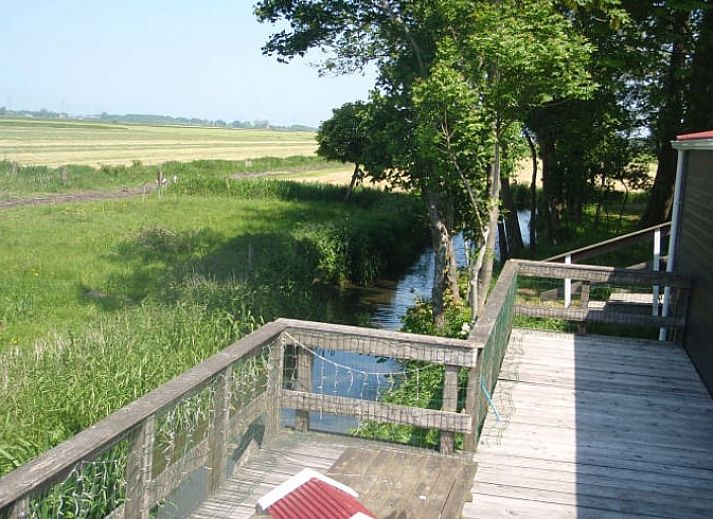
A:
[652,228,661,316]
[565,254,572,309]
[660,148,687,341]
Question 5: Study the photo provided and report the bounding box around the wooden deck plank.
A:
[467,328,713,519]
[192,430,473,519]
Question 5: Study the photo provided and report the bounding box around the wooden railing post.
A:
[294,347,313,432]
[578,281,591,335]
[125,417,155,519]
[440,365,459,454]
[266,337,284,438]
[207,366,232,493]
[8,497,29,519]
[463,352,482,452]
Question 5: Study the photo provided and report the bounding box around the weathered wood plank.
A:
[281,389,472,434]
[515,304,686,328]
[294,346,312,432]
[440,365,459,454]
[282,318,478,367]
[208,366,231,492]
[125,417,155,519]
[470,328,713,518]
[515,259,692,288]
[0,321,285,509]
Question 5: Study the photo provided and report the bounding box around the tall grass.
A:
[0,179,428,476]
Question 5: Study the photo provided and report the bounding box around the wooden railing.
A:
[0,259,691,517]
[545,222,672,309]
[0,320,482,518]
[515,259,691,334]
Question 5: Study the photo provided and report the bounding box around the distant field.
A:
[0,118,317,166]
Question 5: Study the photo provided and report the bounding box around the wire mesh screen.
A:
[19,436,129,519]
[152,338,277,518]
[280,330,470,450]
[0,335,280,519]
[473,270,517,441]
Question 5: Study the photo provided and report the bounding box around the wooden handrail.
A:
[515,259,691,287]
[545,222,671,263]
[0,321,286,510]
[0,319,479,512]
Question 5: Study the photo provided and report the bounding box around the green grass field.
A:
[0,118,317,167]
[0,180,427,474]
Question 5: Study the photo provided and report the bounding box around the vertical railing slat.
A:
[294,347,313,432]
[125,416,155,519]
[440,365,459,454]
[207,366,232,493]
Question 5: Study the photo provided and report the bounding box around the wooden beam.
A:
[440,365,460,454]
[207,367,231,493]
[294,346,313,432]
[515,304,686,328]
[125,417,155,519]
[545,222,671,263]
[515,260,691,288]
[281,390,472,434]
[281,319,478,367]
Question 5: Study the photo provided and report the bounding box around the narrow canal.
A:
[288,212,530,433]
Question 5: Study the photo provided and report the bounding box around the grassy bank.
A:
[0,179,427,474]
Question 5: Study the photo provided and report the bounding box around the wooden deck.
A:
[192,430,475,518]
[465,328,713,518]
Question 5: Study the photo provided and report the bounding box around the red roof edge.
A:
[677,130,713,141]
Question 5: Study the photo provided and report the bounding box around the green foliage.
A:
[316,101,371,167]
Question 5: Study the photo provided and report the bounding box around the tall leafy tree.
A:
[255,0,596,323]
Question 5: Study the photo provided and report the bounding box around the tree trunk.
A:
[445,198,462,305]
[500,174,523,256]
[686,5,713,132]
[525,129,538,253]
[344,163,361,202]
[477,139,501,313]
[425,187,454,327]
[540,135,556,245]
[640,10,689,227]
[497,220,508,262]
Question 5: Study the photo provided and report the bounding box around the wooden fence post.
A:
[125,417,155,519]
[463,351,483,452]
[266,338,284,438]
[294,347,313,432]
[207,367,232,493]
[440,365,459,454]
[653,228,661,317]
[8,497,29,519]
[577,281,591,335]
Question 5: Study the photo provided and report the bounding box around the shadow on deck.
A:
[467,328,713,518]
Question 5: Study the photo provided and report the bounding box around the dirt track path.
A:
[0,183,160,210]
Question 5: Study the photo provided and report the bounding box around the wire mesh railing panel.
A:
[473,270,517,441]
[0,434,131,519]
[280,329,472,451]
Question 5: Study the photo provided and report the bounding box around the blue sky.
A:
[1,1,375,126]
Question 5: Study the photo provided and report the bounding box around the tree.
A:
[255,0,597,323]
[316,102,371,201]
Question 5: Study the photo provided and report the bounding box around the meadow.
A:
[0,118,317,167]
[0,178,427,474]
